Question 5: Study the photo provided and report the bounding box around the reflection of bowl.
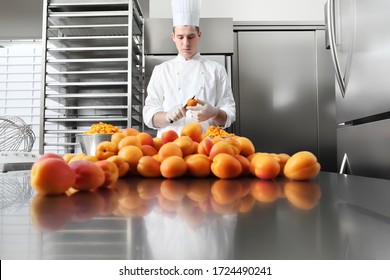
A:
[76,134,112,156]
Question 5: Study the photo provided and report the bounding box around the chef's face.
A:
[172,25,201,60]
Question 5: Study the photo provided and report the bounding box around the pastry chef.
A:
[143,0,236,137]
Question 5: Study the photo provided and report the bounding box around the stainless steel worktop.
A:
[1,171,390,260]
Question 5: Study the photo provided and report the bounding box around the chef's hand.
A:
[187,99,218,122]
[166,105,186,123]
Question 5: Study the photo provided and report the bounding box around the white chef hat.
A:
[171,0,201,27]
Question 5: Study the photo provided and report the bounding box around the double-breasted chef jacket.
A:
[143,53,236,137]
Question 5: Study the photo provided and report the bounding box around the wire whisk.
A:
[0,116,36,152]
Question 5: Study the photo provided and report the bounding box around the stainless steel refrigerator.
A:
[325,0,390,179]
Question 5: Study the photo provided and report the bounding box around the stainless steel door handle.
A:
[327,0,346,98]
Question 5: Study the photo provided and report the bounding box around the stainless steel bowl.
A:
[76,134,113,156]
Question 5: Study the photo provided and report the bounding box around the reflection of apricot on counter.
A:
[69,191,105,222]
[118,187,143,210]
[158,194,182,213]
[210,196,240,214]
[118,201,152,217]
[238,194,256,213]
[198,199,212,214]
[284,181,321,210]
[136,178,162,200]
[186,178,212,202]
[30,194,75,232]
[93,187,119,216]
[160,179,188,201]
[211,179,242,205]
[250,179,280,203]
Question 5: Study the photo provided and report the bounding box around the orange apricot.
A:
[160,156,187,179]
[174,136,195,156]
[122,127,140,136]
[30,158,76,195]
[95,141,118,160]
[157,142,183,162]
[209,141,235,160]
[68,159,105,191]
[161,129,179,144]
[137,156,162,177]
[250,154,280,180]
[283,151,321,180]
[136,132,154,146]
[117,145,143,166]
[210,153,242,179]
[185,154,211,177]
[106,155,130,177]
[140,144,158,156]
[235,136,255,157]
[197,137,213,156]
[180,122,203,142]
[117,135,142,150]
[95,160,119,187]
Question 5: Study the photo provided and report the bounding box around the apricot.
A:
[152,137,163,151]
[95,160,119,187]
[136,132,154,146]
[161,129,179,144]
[106,155,130,177]
[95,141,118,160]
[250,154,280,180]
[284,181,321,210]
[117,135,142,150]
[30,194,74,231]
[211,179,243,205]
[277,153,291,176]
[111,132,126,147]
[63,153,76,163]
[68,160,105,191]
[185,154,211,177]
[137,156,161,177]
[122,127,140,136]
[209,141,235,161]
[138,144,156,157]
[118,145,143,166]
[251,180,280,203]
[180,122,203,142]
[210,153,242,179]
[222,137,241,155]
[186,98,198,107]
[160,156,187,179]
[36,152,65,162]
[235,136,255,157]
[197,137,213,156]
[157,142,183,161]
[234,154,251,176]
[174,136,195,156]
[67,153,87,163]
[30,158,76,195]
[283,151,321,180]
[160,179,188,201]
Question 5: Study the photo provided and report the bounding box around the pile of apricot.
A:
[30,122,320,195]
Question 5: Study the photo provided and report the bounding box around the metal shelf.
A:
[40,0,145,154]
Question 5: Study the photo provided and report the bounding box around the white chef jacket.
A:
[143,53,236,137]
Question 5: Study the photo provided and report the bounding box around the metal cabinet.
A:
[40,0,144,154]
[233,23,336,171]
